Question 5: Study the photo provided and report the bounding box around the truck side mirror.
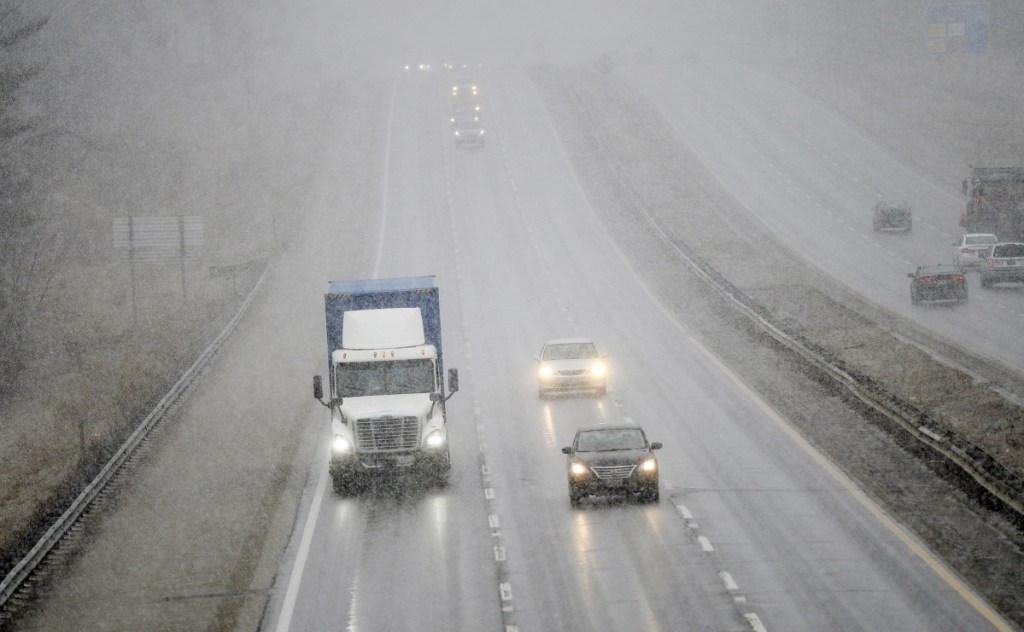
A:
[448,368,459,393]
[313,375,323,400]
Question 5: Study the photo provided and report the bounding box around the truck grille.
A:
[354,416,420,451]
[592,465,635,479]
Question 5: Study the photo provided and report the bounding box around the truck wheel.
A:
[332,471,358,496]
[433,449,452,487]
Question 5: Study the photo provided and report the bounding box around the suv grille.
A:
[354,416,419,451]
[592,465,635,479]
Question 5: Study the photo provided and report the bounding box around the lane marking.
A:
[372,78,399,278]
[274,454,330,632]
[720,571,739,590]
[538,82,1016,631]
[745,612,769,632]
[698,536,715,551]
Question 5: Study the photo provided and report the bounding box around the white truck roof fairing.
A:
[342,308,424,350]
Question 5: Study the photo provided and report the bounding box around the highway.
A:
[622,64,1024,372]
[263,68,1008,632]
[9,2,1019,630]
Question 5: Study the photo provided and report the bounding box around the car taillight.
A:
[987,260,995,268]
[918,277,933,283]
[953,274,965,282]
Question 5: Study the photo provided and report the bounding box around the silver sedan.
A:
[953,233,998,270]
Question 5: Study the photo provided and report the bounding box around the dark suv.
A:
[872,200,912,233]
[980,242,1024,288]
[562,425,661,507]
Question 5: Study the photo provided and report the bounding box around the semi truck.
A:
[960,167,1024,241]
[313,276,458,493]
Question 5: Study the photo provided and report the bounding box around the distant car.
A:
[453,118,485,148]
[561,425,661,506]
[979,242,1024,288]
[535,338,607,397]
[908,264,968,304]
[451,78,479,99]
[449,110,480,127]
[952,233,998,270]
[872,200,912,233]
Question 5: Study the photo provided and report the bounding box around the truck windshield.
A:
[336,359,436,397]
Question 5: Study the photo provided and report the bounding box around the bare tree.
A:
[0,4,48,401]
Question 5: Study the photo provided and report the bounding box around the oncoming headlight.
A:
[332,434,352,454]
[570,461,589,476]
[425,429,445,448]
[640,457,657,473]
[590,362,606,377]
[538,365,554,379]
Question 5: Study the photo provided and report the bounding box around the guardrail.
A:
[0,262,270,611]
[633,189,1024,518]
[550,71,1024,520]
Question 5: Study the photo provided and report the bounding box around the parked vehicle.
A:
[562,425,661,506]
[952,233,998,270]
[313,276,458,493]
[960,167,1024,242]
[979,242,1024,288]
[908,265,968,304]
[872,200,912,233]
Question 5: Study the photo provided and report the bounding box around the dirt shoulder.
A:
[530,64,1024,627]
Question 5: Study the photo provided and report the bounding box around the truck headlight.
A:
[425,430,445,448]
[570,461,589,477]
[332,434,352,454]
[640,457,657,473]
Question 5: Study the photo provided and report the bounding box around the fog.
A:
[3,0,1024,630]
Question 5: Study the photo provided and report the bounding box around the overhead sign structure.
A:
[113,216,203,264]
[113,216,204,325]
[927,4,989,54]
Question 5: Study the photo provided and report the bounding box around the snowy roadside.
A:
[531,64,1024,627]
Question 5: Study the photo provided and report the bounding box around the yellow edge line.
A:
[532,72,1013,632]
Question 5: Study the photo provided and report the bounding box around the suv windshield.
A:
[576,428,646,451]
[336,359,435,397]
[542,342,598,360]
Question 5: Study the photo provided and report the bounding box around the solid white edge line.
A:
[373,78,398,278]
[531,76,1014,632]
[275,454,330,632]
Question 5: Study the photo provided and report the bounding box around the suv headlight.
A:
[538,365,554,379]
[590,362,606,377]
[570,461,589,477]
[640,457,657,473]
